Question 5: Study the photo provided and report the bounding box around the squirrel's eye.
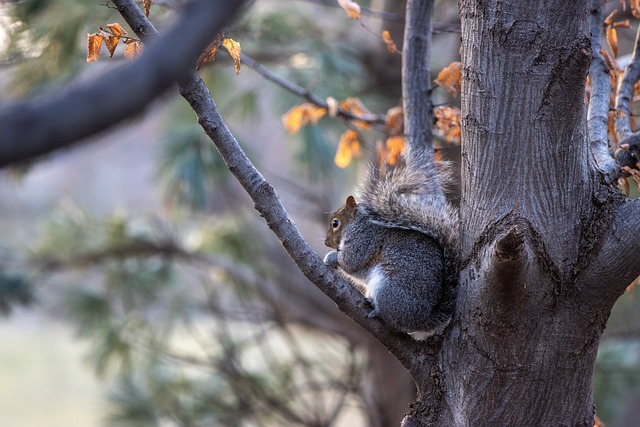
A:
[332,218,340,229]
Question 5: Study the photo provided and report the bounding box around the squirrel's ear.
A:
[346,196,357,208]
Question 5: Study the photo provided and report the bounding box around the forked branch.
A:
[112,0,423,370]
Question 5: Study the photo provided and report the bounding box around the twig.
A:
[588,0,618,176]
[113,0,421,370]
[615,20,640,142]
[240,53,386,128]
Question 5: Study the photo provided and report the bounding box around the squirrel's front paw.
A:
[362,297,378,318]
[323,251,339,268]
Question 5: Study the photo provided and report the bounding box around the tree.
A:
[2,0,640,425]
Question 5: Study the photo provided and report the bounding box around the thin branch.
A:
[0,0,246,168]
[240,53,386,128]
[615,21,640,142]
[588,0,618,176]
[402,0,444,202]
[582,198,640,299]
[113,0,422,371]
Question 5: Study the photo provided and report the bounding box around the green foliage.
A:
[295,125,342,181]
[0,270,34,315]
[595,340,640,424]
[158,124,229,211]
[26,201,366,425]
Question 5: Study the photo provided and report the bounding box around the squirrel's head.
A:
[324,196,358,249]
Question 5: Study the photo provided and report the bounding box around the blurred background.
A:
[0,0,639,426]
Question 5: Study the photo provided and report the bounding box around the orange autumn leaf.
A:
[633,0,640,18]
[385,106,403,135]
[340,97,374,129]
[87,33,104,63]
[144,0,153,16]
[593,414,605,427]
[385,135,405,165]
[604,9,617,26]
[106,22,125,38]
[382,30,397,54]
[104,23,126,58]
[335,130,361,168]
[608,110,617,144]
[104,34,119,57]
[282,103,327,134]
[434,106,461,143]
[197,33,225,70]
[614,19,631,28]
[435,61,462,98]
[124,41,142,59]
[337,0,361,19]
[606,27,618,58]
[223,37,242,75]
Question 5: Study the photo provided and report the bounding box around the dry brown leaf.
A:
[434,106,461,143]
[613,19,631,28]
[385,136,405,165]
[337,0,361,19]
[282,103,327,134]
[223,38,242,75]
[144,0,153,17]
[632,0,640,18]
[608,110,618,144]
[606,27,618,58]
[87,33,104,63]
[335,130,360,168]
[600,49,616,71]
[106,23,125,38]
[434,61,462,98]
[339,97,374,129]
[604,9,617,26]
[385,106,403,135]
[104,24,126,58]
[196,33,225,70]
[104,35,119,57]
[124,41,142,59]
[382,30,397,54]
[593,414,605,427]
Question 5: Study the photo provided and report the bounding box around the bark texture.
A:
[408,1,634,425]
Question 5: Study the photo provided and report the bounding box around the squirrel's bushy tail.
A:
[358,151,460,333]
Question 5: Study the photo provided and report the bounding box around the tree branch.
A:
[583,198,640,299]
[0,0,246,167]
[240,53,386,128]
[615,20,640,143]
[588,0,618,176]
[402,0,444,202]
[113,0,422,371]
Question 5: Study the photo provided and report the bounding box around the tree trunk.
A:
[404,1,634,425]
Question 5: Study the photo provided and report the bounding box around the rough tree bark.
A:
[423,0,638,425]
[4,0,640,425]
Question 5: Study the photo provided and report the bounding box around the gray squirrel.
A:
[323,151,459,339]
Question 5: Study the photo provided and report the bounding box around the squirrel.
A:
[323,150,459,339]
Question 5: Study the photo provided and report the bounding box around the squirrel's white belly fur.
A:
[365,264,386,299]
